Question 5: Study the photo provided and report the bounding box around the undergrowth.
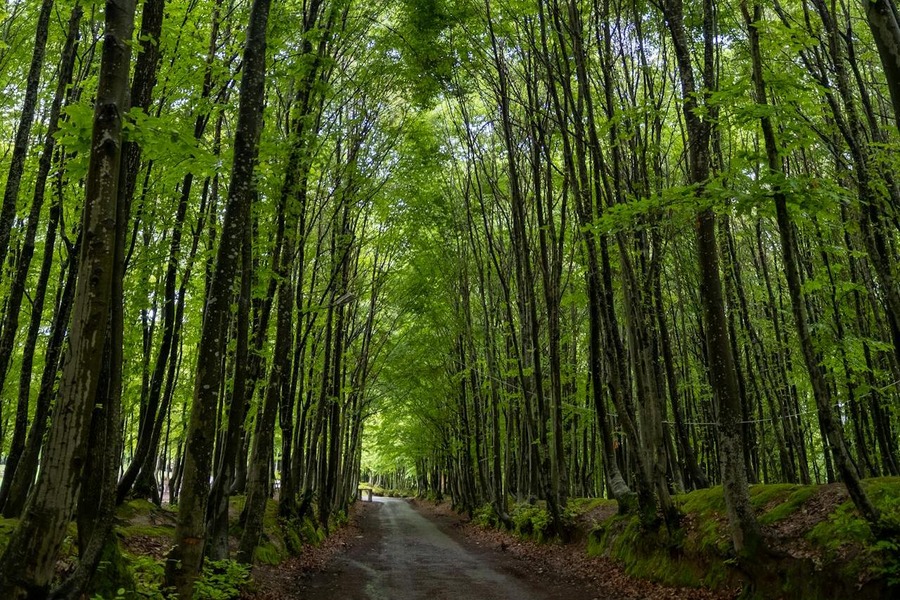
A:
[116,556,249,599]
[582,478,900,598]
[473,501,577,542]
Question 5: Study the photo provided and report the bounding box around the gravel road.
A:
[296,497,599,600]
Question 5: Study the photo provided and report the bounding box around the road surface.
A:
[297,497,599,600]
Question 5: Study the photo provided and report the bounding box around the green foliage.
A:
[505,503,577,543]
[194,559,251,600]
[808,502,875,554]
[381,488,416,498]
[393,0,465,105]
[873,536,900,587]
[116,556,249,599]
[128,555,169,600]
[472,503,499,529]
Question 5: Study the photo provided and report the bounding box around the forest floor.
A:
[244,497,734,600]
[44,477,895,597]
[241,478,900,599]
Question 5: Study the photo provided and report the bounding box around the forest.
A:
[0,0,898,597]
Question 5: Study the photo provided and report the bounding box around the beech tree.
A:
[0,0,136,595]
[0,0,895,596]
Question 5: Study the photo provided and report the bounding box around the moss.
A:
[684,513,730,555]
[229,495,247,508]
[0,518,18,554]
[569,497,617,515]
[749,483,801,509]
[760,487,817,525]
[581,480,900,598]
[253,542,284,565]
[86,539,135,599]
[116,499,159,520]
[118,524,174,539]
[676,485,727,517]
[282,522,303,554]
[261,499,279,532]
[299,517,325,546]
[588,514,714,589]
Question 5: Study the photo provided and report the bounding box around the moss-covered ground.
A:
[0,494,343,599]
[587,478,900,599]
[471,477,900,599]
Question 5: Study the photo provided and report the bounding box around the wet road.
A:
[297,497,597,600]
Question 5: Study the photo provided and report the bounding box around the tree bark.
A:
[0,0,136,594]
[0,2,82,510]
[166,0,271,594]
[864,0,900,133]
[661,0,762,556]
[0,0,54,282]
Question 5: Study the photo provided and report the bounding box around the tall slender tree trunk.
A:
[0,2,82,510]
[743,0,880,526]
[0,0,136,594]
[661,0,762,556]
[238,229,294,561]
[0,0,54,282]
[864,0,900,133]
[2,240,79,518]
[166,0,271,594]
[206,207,251,560]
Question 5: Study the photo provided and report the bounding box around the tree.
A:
[0,0,137,594]
[166,0,271,594]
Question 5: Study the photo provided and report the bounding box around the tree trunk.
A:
[0,2,82,510]
[864,0,900,133]
[166,0,271,594]
[661,0,762,557]
[0,0,54,281]
[0,0,136,594]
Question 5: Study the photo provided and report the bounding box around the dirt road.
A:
[295,497,601,600]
